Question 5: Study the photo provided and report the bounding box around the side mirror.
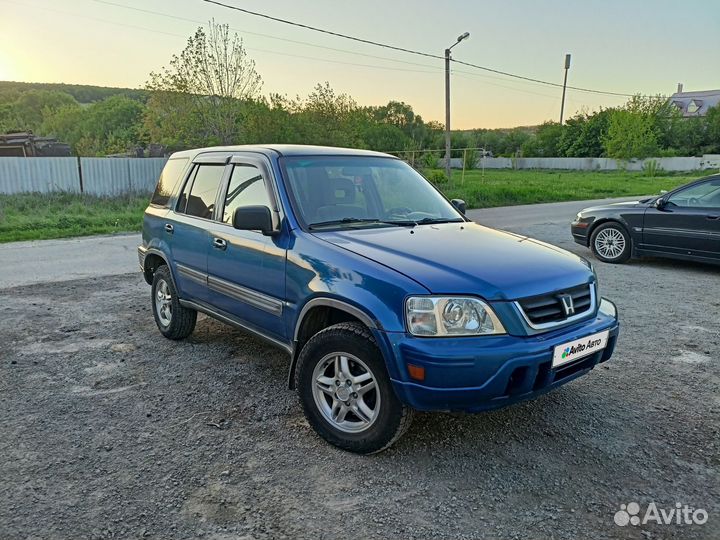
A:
[451,198,467,215]
[232,206,276,235]
[654,197,666,209]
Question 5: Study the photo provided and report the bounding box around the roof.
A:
[169,144,394,160]
[668,89,720,117]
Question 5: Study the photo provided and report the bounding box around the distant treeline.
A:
[0,81,148,104]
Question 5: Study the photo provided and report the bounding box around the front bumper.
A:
[381,304,619,412]
[571,220,591,246]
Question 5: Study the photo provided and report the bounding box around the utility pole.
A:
[444,32,470,181]
[559,53,571,125]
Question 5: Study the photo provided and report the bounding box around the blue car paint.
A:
[140,145,619,413]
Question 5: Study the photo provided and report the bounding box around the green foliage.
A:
[603,107,659,159]
[0,192,149,242]
[642,159,664,177]
[0,90,78,133]
[462,147,478,169]
[42,96,145,155]
[145,20,263,147]
[441,170,694,209]
[0,81,147,104]
[424,170,449,184]
[422,150,439,169]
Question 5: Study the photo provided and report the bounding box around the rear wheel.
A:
[590,222,631,264]
[151,265,197,340]
[296,322,413,454]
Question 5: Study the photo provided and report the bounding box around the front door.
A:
[205,157,287,340]
[642,177,720,260]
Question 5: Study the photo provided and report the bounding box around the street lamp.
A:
[445,31,470,181]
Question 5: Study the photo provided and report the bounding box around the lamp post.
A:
[559,53,571,124]
[445,31,470,181]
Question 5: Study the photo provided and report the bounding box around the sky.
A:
[0,0,718,129]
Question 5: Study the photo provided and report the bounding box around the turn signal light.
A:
[407,363,425,381]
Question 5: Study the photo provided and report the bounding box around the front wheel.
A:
[151,265,197,340]
[296,322,413,454]
[590,223,631,264]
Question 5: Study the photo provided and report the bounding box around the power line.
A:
[200,0,640,98]
[200,0,444,60]
[91,0,639,98]
[88,0,450,71]
[451,59,634,97]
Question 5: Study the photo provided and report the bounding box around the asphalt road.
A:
[0,196,640,289]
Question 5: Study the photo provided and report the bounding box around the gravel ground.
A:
[1,222,718,540]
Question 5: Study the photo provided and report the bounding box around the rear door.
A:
[642,178,720,260]
[167,158,229,302]
[205,154,287,340]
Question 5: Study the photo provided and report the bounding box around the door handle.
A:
[164,223,174,234]
[706,215,720,220]
[212,237,227,251]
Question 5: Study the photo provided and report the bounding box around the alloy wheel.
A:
[311,352,380,433]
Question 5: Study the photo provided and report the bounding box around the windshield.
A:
[281,156,463,229]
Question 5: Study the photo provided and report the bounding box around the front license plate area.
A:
[552,330,609,368]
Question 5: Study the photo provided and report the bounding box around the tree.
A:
[601,95,679,159]
[704,106,720,154]
[603,109,659,159]
[42,96,145,155]
[0,90,77,133]
[145,20,263,148]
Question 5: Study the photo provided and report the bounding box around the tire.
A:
[295,322,413,454]
[151,265,197,340]
[590,222,631,264]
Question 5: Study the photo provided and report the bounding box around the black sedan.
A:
[571,174,720,264]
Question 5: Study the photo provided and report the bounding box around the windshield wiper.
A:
[386,217,465,226]
[308,218,408,230]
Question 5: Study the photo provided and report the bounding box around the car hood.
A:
[313,222,594,301]
[580,200,652,213]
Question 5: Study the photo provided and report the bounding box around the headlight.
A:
[599,297,617,318]
[405,296,506,337]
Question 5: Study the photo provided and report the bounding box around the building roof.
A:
[668,89,720,117]
[170,144,394,160]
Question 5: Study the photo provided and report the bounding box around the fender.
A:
[139,246,179,290]
[287,296,379,389]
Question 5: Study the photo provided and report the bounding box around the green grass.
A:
[438,169,701,209]
[0,169,711,243]
[0,192,150,243]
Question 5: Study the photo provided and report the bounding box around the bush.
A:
[642,159,664,177]
[425,170,448,184]
[463,148,478,170]
[422,150,439,169]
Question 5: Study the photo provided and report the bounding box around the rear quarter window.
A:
[150,158,189,208]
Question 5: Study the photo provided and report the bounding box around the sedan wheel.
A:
[590,223,631,263]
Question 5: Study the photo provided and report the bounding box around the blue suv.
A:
[139,145,619,453]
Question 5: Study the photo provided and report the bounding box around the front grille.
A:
[517,284,594,328]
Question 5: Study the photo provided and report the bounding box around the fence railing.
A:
[1,153,719,196]
[385,148,720,173]
[0,157,168,195]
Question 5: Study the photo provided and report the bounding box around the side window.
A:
[222,165,271,224]
[668,179,720,209]
[178,164,225,219]
[150,158,189,208]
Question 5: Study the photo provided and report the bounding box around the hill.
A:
[0,81,147,103]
